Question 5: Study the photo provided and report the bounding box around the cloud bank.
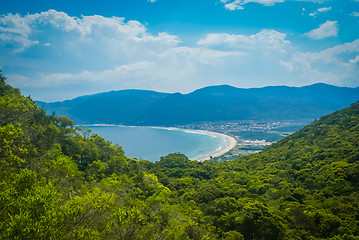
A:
[0,10,358,101]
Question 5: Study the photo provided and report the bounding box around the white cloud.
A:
[221,0,330,10]
[350,56,359,65]
[0,10,184,98]
[224,2,245,10]
[304,20,338,40]
[17,62,156,87]
[280,60,294,72]
[222,0,284,10]
[302,8,306,15]
[351,12,359,17]
[0,10,180,53]
[160,47,245,67]
[281,40,359,86]
[317,7,331,12]
[309,6,331,17]
[0,13,40,52]
[197,29,290,53]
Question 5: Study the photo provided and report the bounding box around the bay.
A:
[87,125,228,162]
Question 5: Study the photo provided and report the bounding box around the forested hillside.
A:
[146,101,359,239]
[1,71,359,239]
[0,72,198,239]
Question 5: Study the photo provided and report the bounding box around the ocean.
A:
[87,125,228,162]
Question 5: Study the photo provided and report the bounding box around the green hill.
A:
[1,71,359,239]
[146,101,359,239]
[0,71,195,239]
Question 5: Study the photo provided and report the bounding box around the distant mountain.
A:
[37,89,169,125]
[37,83,359,125]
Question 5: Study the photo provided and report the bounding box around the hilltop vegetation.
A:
[38,83,359,126]
[0,72,195,239]
[144,100,359,239]
[1,71,359,239]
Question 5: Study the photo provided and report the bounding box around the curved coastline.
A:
[150,126,237,162]
[83,124,237,162]
[191,130,237,162]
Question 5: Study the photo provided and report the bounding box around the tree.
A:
[0,69,6,85]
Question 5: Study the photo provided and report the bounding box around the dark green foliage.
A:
[232,130,284,142]
[145,101,359,239]
[1,70,359,239]
[0,74,201,239]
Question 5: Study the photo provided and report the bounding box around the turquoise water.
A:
[87,125,228,162]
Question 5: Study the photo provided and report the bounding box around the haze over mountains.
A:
[38,83,359,126]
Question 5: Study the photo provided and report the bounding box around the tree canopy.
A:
[1,71,359,239]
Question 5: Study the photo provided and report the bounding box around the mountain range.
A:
[37,83,359,125]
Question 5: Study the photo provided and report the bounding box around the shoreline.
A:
[191,130,237,162]
[83,124,237,162]
[148,126,237,162]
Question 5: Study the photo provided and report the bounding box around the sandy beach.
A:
[150,126,237,162]
[193,130,237,162]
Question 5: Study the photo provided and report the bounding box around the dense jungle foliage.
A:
[1,70,359,239]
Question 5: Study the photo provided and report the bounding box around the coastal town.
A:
[178,120,309,161]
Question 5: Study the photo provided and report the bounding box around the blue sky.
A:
[1,0,359,101]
